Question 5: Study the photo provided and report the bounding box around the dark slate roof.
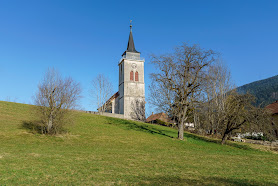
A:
[266,100,278,115]
[122,26,140,56]
[126,30,138,53]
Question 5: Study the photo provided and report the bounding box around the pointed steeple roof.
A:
[123,22,140,55]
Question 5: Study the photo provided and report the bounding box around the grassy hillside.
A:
[0,101,278,185]
[237,75,278,107]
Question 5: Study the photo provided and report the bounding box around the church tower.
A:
[118,23,145,119]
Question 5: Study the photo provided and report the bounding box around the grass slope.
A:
[0,101,278,185]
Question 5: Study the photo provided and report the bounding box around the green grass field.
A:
[0,101,278,185]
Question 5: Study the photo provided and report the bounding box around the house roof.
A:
[266,100,278,114]
[146,112,168,123]
[108,92,119,102]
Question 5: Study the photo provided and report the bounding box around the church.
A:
[103,23,145,120]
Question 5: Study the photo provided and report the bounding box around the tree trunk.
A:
[221,132,228,145]
[47,112,54,133]
[47,117,53,133]
[178,122,184,140]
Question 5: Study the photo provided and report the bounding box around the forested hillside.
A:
[237,75,278,107]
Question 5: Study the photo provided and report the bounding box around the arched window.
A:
[135,71,139,81]
[130,71,134,81]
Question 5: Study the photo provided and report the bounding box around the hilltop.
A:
[0,101,278,185]
[237,75,278,107]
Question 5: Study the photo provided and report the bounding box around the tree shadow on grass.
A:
[136,175,276,186]
[184,132,252,150]
[105,117,175,139]
[105,117,254,150]
[21,121,68,134]
[21,120,45,134]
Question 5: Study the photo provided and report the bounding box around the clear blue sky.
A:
[0,0,278,113]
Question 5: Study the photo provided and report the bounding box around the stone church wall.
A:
[84,111,125,119]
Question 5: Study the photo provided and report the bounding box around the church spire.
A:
[124,20,139,55]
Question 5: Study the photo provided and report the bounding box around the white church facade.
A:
[103,24,145,120]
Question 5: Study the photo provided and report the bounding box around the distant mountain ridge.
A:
[237,75,278,107]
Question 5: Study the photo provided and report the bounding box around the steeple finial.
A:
[130,20,132,31]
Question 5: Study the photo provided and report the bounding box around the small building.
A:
[146,113,171,124]
[266,100,278,125]
[266,100,278,115]
[146,112,195,129]
[266,100,278,138]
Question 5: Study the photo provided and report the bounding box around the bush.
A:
[155,119,175,128]
[33,69,81,135]
[245,134,269,141]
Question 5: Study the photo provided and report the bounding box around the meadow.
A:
[0,101,278,185]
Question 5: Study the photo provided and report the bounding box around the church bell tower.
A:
[118,22,145,119]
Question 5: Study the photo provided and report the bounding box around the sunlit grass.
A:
[0,101,278,185]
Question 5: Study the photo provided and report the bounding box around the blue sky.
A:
[0,0,278,113]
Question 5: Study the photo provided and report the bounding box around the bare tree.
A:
[34,68,81,134]
[214,92,274,144]
[218,92,249,144]
[91,74,113,113]
[197,59,234,135]
[242,104,277,141]
[149,43,217,140]
[193,59,276,144]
